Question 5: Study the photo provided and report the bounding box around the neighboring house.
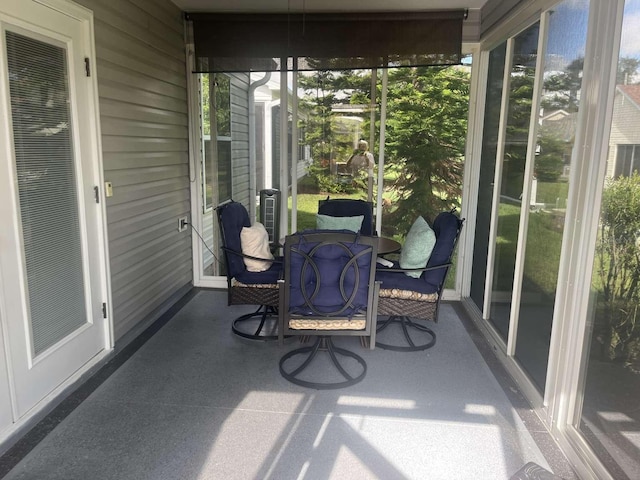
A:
[539,109,577,180]
[199,73,311,275]
[606,84,640,178]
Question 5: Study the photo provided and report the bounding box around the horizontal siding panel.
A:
[95,22,184,76]
[96,45,186,90]
[114,272,192,339]
[107,190,189,223]
[99,99,187,127]
[106,166,188,186]
[231,123,249,134]
[101,136,188,153]
[98,60,186,100]
[98,81,188,114]
[112,247,192,296]
[128,0,184,35]
[82,2,184,61]
[82,0,182,40]
[104,151,188,170]
[230,131,249,143]
[77,0,189,344]
[109,215,187,257]
[100,116,187,138]
[110,229,190,276]
[129,0,184,37]
[108,203,188,241]
[107,177,186,206]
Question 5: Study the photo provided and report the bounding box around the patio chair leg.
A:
[375,316,436,352]
[232,305,280,341]
[279,337,367,389]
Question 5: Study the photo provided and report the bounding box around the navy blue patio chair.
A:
[318,198,375,235]
[216,200,283,341]
[278,230,380,389]
[375,210,464,352]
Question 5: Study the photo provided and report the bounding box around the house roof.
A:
[617,84,640,109]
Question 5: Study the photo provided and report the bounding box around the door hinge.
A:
[84,57,91,77]
[94,186,100,203]
[102,303,107,319]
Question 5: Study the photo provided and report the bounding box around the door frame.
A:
[0,0,112,431]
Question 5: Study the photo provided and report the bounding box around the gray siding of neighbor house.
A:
[230,73,251,207]
[607,91,640,178]
[75,0,191,341]
[201,73,251,276]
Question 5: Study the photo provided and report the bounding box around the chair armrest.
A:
[375,262,452,274]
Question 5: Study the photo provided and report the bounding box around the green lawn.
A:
[536,181,569,206]
[493,203,564,295]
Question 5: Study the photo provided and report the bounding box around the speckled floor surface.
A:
[1,289,577,480]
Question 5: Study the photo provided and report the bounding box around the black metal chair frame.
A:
[278,232,380,389]
[216,200,282,341]
[376,214,464,352]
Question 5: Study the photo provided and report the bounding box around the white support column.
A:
[375,68,388,236]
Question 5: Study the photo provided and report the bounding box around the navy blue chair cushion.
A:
[235,262,282,284]
[375,212,461,292]
[318,199,374,235]
[424,212,461,287]
[218,201,282,283]
[288,232,373,316]
[375,263,439,294]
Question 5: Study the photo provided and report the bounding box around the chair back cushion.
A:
[318,199,374,235]
[286,231,376,317]
[217,201,251,278]
[423,211,462,288]
[375,211,462,293]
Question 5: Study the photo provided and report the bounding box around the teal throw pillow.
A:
[316,214,364,233]
[399,216,437,278]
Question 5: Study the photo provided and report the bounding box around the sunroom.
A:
[0,0,638,478]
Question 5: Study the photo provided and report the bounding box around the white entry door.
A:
[0,0,109,419]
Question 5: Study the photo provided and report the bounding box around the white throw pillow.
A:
[240,222,274,272]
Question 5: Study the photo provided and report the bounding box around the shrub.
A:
[595,173,640,372]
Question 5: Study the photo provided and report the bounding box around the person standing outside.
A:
[346,139,375,201]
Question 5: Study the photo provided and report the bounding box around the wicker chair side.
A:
[230,285,280,307]
[377,296,438,322]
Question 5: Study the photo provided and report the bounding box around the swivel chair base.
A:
[375,316,436,352]
[279,337,366,389]
[232,305,279,341]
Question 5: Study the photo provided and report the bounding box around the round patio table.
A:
[378,237,401,255]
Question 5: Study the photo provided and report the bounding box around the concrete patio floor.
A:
[0,289,578,479]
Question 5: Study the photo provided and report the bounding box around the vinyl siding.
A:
[75,0,191,341]
[201,73,251,274]
[607,90,640,177]
[230,73,251,207]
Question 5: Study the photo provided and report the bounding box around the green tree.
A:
[535,134,565,182]
[298,70,373,193]
[382,66,470,233]
[617,57,640,85]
